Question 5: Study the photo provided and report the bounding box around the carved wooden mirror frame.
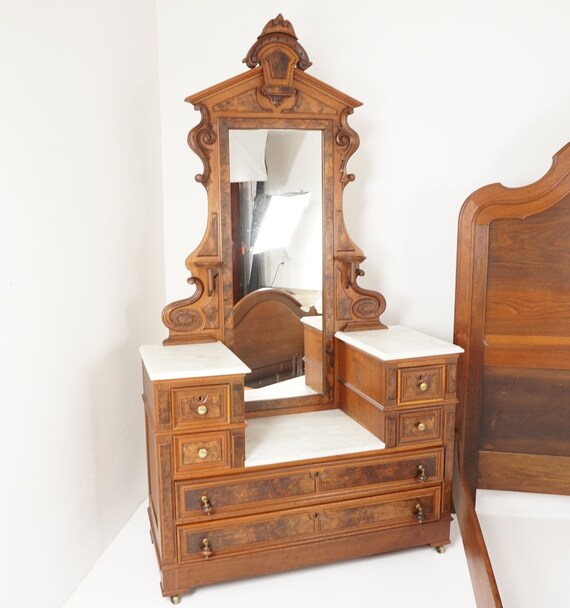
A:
[161,14,386,410]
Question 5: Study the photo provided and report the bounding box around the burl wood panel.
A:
[178,488,440,562]
[176,449,443,522]
[179,511,317,562]
[179,471,318,520]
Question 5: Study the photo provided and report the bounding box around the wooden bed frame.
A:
[454,141,570,500]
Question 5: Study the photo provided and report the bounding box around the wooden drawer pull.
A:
[200,494,213,515]
[414,503,426,523]
[198,448,209,459]
[201,538,213,559]
[416,464,428,482]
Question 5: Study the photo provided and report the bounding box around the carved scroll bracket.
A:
[243,14,311,107]
[335,260,387,332]
[161,265,222,344]
[336,108,360,188]
[187,104,216,186]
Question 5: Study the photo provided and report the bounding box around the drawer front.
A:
[176,449,443,521]
[398,408,442,445]
[172,384,229,430]
[178,511,318,562]
[173,432,231,475]
[320,450,442,493]
[177,487,440,562]
[319,487,440,534]
[399,365,444,404]
[177,471,318,521]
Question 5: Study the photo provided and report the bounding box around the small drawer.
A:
[397,408,442,445]
[399,365,444,404]
[172,384,229,430]
[173,432,231,475]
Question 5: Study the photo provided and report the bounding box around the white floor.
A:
[61,490,570,607]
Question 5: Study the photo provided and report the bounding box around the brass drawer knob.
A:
[417,464,428,482]
[198,448,209,459]
[418,381,429,392]
[414,503,426,523]
[201,537,213,559]
[200,494,213,515]
[416,422,426,432]
[197,404,208,415]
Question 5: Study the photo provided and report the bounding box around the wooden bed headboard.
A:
[454,141,570,499]
[232,288,319,387]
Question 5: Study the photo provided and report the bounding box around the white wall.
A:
[157,0,570,340]
[0,1,165,606]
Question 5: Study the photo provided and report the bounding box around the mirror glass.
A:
[228,128,323,401]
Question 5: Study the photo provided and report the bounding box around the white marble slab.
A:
[140,342,250,381]
[300,315,323,331]
[245,375,318,402]
[335,325,463,361]
[245,409,385,467]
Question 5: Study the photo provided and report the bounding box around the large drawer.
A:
[176,448,443,522]
[177,486,441,563]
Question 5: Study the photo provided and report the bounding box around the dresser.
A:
[143,13,467,603]
[141,326,462,603]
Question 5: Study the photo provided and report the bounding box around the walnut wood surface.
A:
[454,141,570,499]
[143,14,466,604]
[160,14,387,412]
[453,446,503,607]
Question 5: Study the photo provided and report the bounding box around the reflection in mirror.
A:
[229,129,323,401]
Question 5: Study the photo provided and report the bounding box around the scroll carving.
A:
[161,268,222,344]
[336,108,360,188]
[187,104,216,186]
[163,14,387,357]
[336,263,387,331]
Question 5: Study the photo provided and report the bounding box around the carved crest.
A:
[243,14,312,106]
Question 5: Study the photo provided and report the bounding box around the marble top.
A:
[245,409,385,467]
[245,375,318,402]
[335,325,463,361]
[300,315,323,331]
[140,342,251,381]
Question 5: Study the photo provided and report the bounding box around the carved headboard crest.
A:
[243,14,312,106]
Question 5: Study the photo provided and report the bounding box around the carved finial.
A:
[243,15,312,107]
[243,14,311,71]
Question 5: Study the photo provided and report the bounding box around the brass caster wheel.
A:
[435,545,446,554]
[170,596,181,605]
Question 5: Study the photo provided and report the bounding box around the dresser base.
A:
[154,515,451,599]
